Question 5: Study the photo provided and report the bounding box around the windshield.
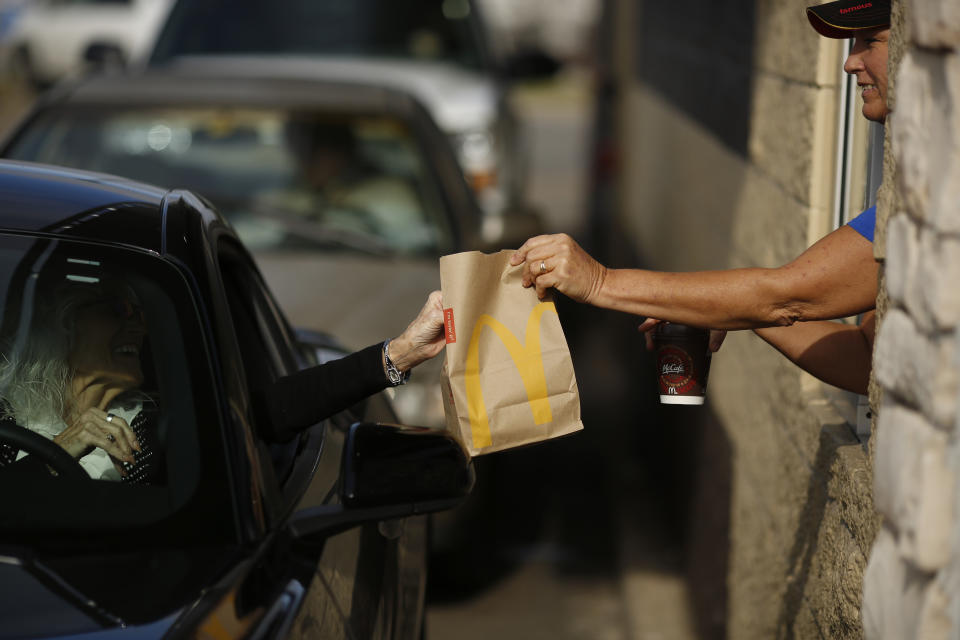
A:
[150,0,489,71]
[0,234,221,541]
[6,107,456,255]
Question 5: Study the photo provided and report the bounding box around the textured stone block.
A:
[874,310,959,427]
[873,310,923,400]
[927,52,960,237]
[892,51,960,234]
[884,213,919,310]
[730,171,809,270]
[862,526,926,640]
[873,403,953,570]
[754,0,840,84]
[749,76,821,205]
[910,0,960,48]
[800,434,879,640]
[916,579,952,640]
[915,230,960,331]
[805,515,868,639]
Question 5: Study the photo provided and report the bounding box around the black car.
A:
[0,63,523,594]
[0,160,473,638]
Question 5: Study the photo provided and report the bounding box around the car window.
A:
[151,0,489,71]
[0,234,229,544]
[6,107,457,256]
[218,242,299,385]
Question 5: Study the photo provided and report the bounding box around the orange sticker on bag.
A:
[444,308,457,343]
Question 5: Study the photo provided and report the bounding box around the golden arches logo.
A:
[465,301,556,448]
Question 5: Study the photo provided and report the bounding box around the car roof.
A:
[0,159,168,252]
[42,60,441,120]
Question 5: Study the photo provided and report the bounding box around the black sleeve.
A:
[266,342,388,441]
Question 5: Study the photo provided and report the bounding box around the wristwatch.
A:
[383,339,411,386]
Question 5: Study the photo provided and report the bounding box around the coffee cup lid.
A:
[653,322,709,338]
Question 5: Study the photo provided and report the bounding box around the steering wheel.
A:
[0,422,88,482]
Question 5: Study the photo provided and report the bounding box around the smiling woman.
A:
[0,262,164,484]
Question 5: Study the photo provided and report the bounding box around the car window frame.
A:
[214,236,329,512]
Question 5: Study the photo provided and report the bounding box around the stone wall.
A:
[862,0,960,637]
[612,0,883,636]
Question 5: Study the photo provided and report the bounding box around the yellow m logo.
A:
[465,301,556,448]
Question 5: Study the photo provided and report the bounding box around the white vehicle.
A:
[3,0,172,87]
[147,0,554,239]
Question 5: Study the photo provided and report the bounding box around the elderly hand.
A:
[510,233,607,303]
[637,317,728,352]
[388,290,446,372]
[53,407,140,473]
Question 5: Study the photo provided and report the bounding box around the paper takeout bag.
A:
[439,250,584,456]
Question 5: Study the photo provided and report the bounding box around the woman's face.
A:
[844,28,891,123]
[68,289,146,389]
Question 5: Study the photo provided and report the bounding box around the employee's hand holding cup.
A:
[639,319,725,405]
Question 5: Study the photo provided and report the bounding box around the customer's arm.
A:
[511,226,878,330]
[753,311,875,395]
[266,291,445,440]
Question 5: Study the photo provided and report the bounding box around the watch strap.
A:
[383,339,411,386]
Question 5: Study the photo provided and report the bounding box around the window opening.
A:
[826,40,886,442]
[833,40,885,229]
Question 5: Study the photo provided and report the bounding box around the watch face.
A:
[388,369,402,385]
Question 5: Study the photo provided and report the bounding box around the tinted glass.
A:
[151,0,488,71]
[0,234,221,541]
[7,107,456,255]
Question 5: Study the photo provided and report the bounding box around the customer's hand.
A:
[510,233,607,303]
[388,290,446,372]
[638,318,728,352]
[54,407,140,474]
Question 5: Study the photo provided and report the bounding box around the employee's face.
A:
[843,28,890,123]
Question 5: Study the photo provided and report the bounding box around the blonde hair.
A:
[0,282,101,425]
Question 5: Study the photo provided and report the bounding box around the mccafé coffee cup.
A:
[652,323,711,405]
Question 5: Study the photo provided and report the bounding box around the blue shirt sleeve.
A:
[847,205,876,242]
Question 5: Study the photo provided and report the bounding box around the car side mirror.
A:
[287,422,474,540]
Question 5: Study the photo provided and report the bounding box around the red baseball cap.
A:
[806,0,891,38]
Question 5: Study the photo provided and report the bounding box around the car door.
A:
[214,236,420,639]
